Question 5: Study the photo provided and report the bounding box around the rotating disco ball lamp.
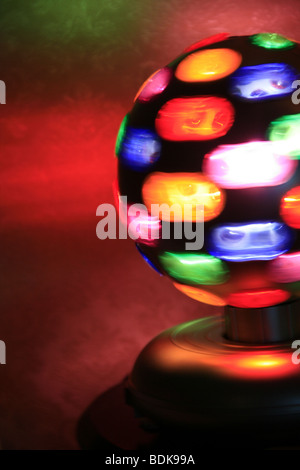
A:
[115,33,300,443]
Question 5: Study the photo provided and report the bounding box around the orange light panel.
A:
[175,48,242,82]
[227,288,290,308]
[142,172,225,222]
[155,97,234,141]
[173,282,226,306]
[280,186,300,228]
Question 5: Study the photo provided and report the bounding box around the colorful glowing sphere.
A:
[116,33,300,308]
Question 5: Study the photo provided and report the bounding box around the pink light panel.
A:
[203,141,297,189]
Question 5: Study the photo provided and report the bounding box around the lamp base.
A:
[126,316,300,443]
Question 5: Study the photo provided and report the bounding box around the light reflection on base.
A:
[127,315,300,432]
